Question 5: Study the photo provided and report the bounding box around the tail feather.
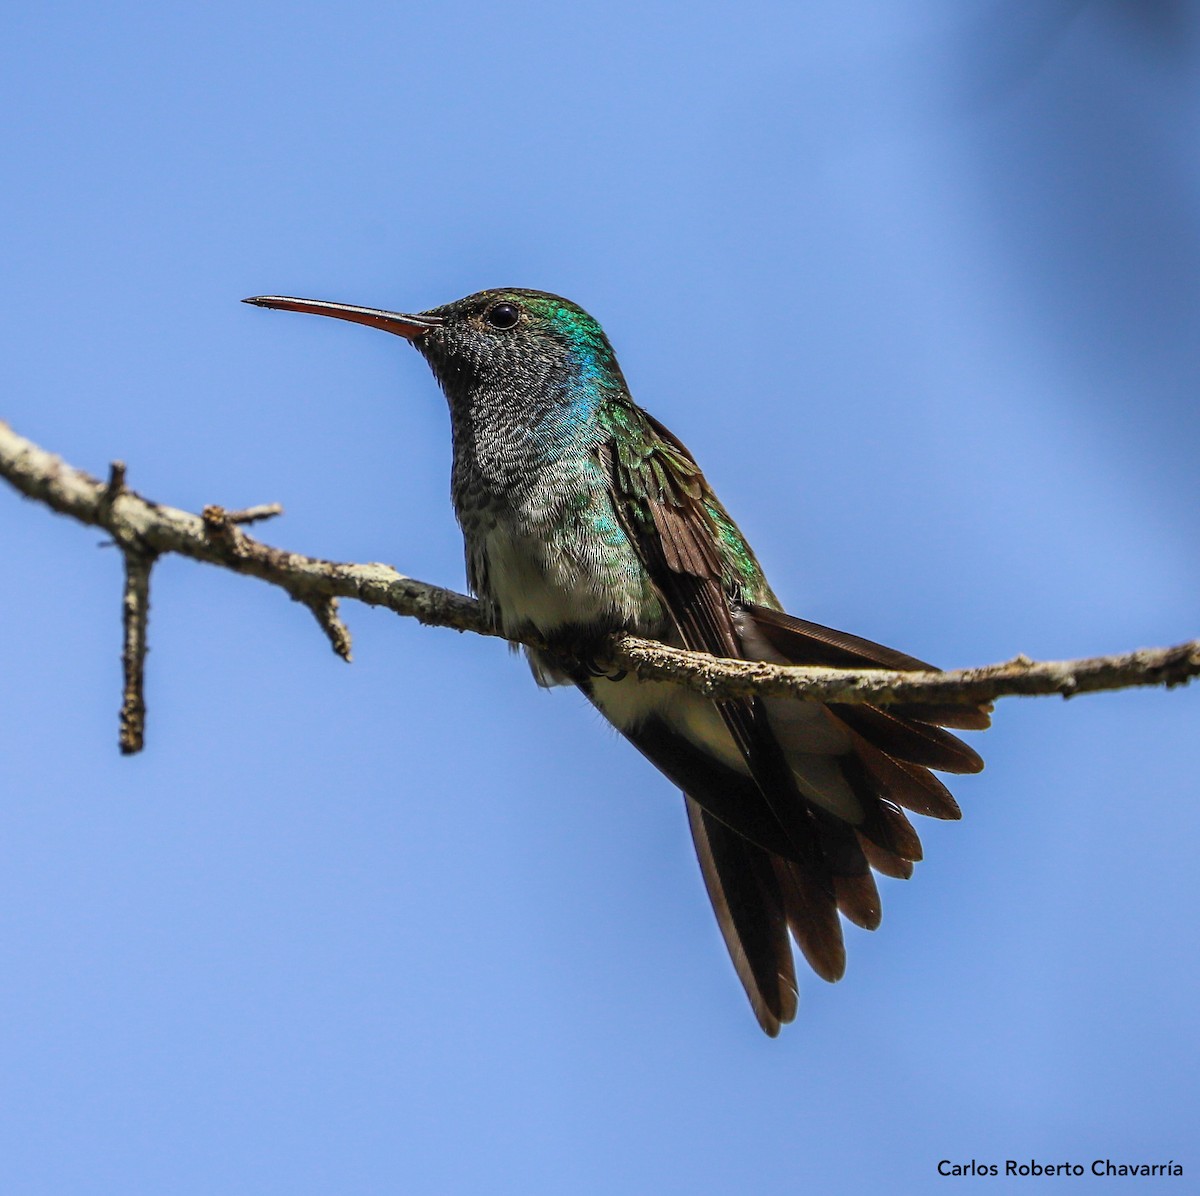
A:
[839,752,927,860]
[772,855,847,982]
[843,728,963,821]
[831,704,984,774]
[860,797,925,863]
[686,799,798,1035]
[834,869,883,931]
[810,808,882,930]
[856,832,915,880]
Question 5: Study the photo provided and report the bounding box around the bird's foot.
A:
[545,628,627,684]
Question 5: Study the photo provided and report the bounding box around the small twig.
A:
[224,502,284,526]
[119,546,155,755]
[98,460,126,524]
[201,501,282,534]
[303,594,353,662]
[201,504,237,539]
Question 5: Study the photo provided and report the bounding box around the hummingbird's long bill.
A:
[242,295,443,339]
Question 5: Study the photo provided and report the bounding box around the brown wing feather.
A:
[747,603,993,731]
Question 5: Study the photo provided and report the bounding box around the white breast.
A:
[483,526,610,637]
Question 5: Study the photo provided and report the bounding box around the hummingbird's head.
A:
[243,288,628,409]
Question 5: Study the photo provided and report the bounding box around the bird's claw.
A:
[548,632,627,683]
[584,659,627,683]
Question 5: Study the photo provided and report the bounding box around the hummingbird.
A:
[244,288,988,1036]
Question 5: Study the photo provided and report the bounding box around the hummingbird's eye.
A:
[485,302,521,330]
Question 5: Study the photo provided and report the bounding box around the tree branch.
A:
[2,419,1196,753]
[609,636,1200,705]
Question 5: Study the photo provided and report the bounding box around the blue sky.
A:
[1,3,1197,1192]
